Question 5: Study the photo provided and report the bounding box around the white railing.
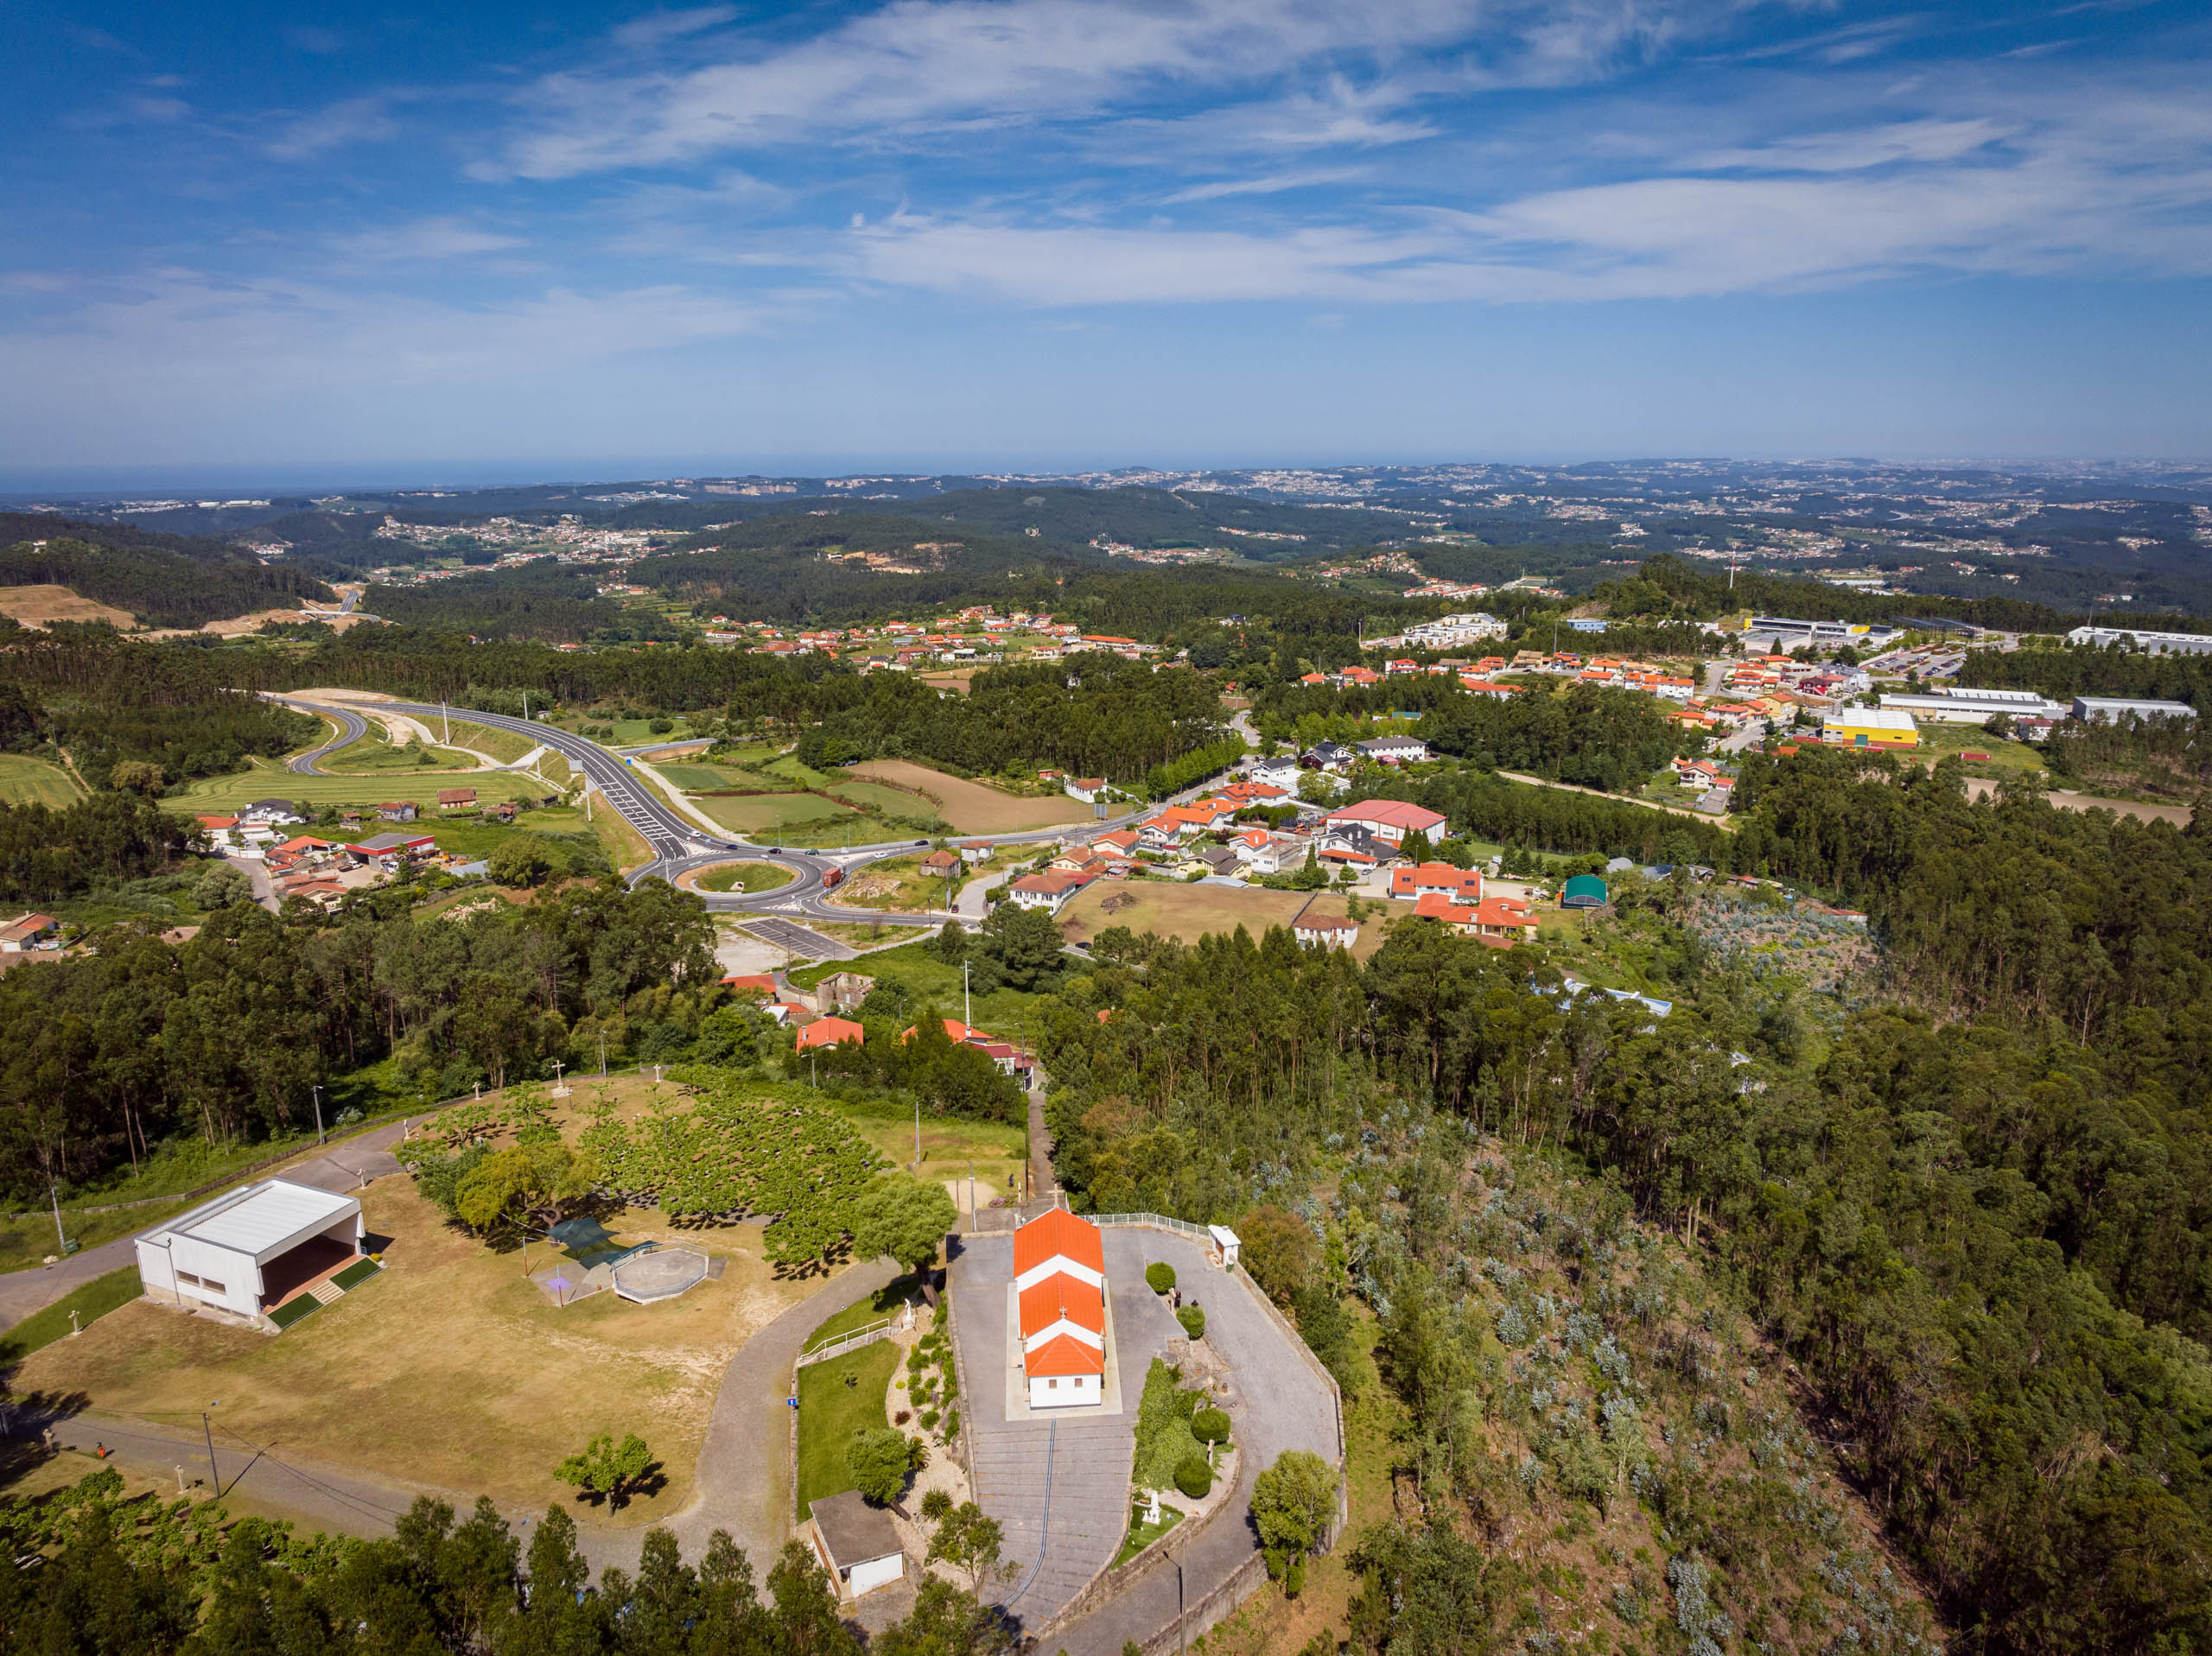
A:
[796,1316,895,1368]
[1091,1212,1212,1241]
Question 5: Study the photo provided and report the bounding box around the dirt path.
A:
[1494,770,1738,829]
[1961,775,2194,825]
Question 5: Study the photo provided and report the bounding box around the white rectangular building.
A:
[135,1178,364,1323]
[2072,696,2198,723]
[2066,625,2212,656]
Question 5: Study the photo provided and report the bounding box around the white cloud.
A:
[489,0,1702,179]
[0,270,766,408]
[264,96,401,161]
[612,7,741,50]
[1160,167,1368,203]
[332,218,526,261]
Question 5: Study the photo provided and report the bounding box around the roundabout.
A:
[677,860,799,896]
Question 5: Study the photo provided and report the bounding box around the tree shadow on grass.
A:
[569,1461,668,1513]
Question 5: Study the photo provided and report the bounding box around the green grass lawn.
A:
[1906,722,2049,784]
[1113,1501,1186,1568]
[794,1337,899,1516]
[697,861,796,894]
[789,940,1053,1038]
[0,1202,190,1275]
[763,755,838,790]
[658,763,751,792]
[175,765,550,814]
[0,1266,144,1363]
[442,720,535,765]
[801,1275,925,1355]
[324,733,476,773]
[0,753,85,807]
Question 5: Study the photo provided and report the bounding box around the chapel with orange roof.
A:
[1013,1207,1108,1410]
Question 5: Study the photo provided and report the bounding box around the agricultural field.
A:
[842,759,1094,834]
[690,790,859,836]
[1056,881,1313,949]
[173,762,550,814]
[0,753,85,807]
[824,779,936,816]
[0,583,139,629]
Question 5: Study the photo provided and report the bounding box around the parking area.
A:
[948,1225,1339,1646]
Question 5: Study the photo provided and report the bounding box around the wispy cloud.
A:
[264,96,401,161]
[611,7,741,50]
[486,0,1710,179]
[333,218,526,261]
[1160,167,1368,203]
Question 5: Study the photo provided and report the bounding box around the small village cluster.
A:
[188,792,521,907]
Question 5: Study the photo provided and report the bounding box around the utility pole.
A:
[202,1406,220,1498]
[48,1182,64,1253]
[913,1093,921,1172]
[963,960,971,1031]
[311,1083,325,1146]
[442,702,450,744]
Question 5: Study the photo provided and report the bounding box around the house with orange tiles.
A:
[1014,1209,1108,1410]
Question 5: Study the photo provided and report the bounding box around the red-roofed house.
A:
[796,1017,864,1052]
[1390,862,1484,904]
[1008,869,1095,914]
[1014,1209,1107,1410]
[1325,799,1446,847]
[721,974,778,998]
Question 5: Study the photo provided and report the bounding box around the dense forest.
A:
[0,882,717,1202]
[1037,889,2212,1650]
[1599,553,2071,632]
[0,639,317,785]
[0,1476,998,1656]
[0,523,333,629]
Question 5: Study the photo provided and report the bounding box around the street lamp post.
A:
[311,1083,325,1146]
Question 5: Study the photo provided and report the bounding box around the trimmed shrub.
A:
[1192,1407,1231,1446]
[1146,1262,1177,1295]
[1178,1304,1206,1341]
[1174,1455,1213,1500]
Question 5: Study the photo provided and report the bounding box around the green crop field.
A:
[826,780,938,816]
[692,792,858,834]
[0,754,86,807]
[658,763,753,792]
[175,761,551,813]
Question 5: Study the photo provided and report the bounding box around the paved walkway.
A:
[660,1257,899,1570]
[1048,1232,1338,1656]
[952,1232,1161,1633]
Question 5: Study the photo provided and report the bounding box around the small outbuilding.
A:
[1560,875,1610,910]
[135,1178,365,1325]
[807,1492,907,1599]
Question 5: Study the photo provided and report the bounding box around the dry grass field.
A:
[15,1171,843,1524]
[0,584,138,629]
[842,760,1092,834]
[1056,880,1313,948]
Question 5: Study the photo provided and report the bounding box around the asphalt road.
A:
[287,703,368,774]
[267,695,1215,931]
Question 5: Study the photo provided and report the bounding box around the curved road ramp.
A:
[948,1224,1342,1656]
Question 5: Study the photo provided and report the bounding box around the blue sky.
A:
[6,0,2210,482]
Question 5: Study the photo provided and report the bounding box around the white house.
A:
[135,1178,364,1324]
[1357,735,1429,765]
[1247,755,1302,790]
[1007,870,1094,914]
[1293,910,1360,949]
[1063,777,1106,803]
[807,1492,906,1599]
[1015,1209,1108,1410]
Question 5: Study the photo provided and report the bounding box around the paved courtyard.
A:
[949,1225,1338,1646]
